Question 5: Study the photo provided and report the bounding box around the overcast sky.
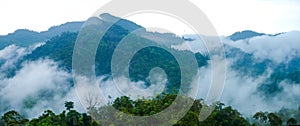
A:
[0,0,299,36]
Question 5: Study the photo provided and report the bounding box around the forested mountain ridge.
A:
[229,30,283,41]
[20,13,208,92]
[0,13,299,126]
[0,13,208,117]
[0,22,83,50]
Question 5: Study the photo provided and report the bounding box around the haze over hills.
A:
[0,13,206,116]
[0,22,83,50]
[229,30,266,41]
[229,30,284,41]
[0,13,299,124]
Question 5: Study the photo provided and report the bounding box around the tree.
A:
[253,111,268,123]
[65,101,74,111]
[85,92,100,110]
[112,96,134,114]
[82,113,92,126]
[29,110,65,126]
[268,113,282,126]
[85,92,100,120]
[195,102,250,126]
[287,117,297,125]
[0,110,28,126]
[66,110,81,126]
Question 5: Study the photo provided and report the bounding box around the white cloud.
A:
[0,59,78,117]
[186,31,300,116]
[0,43,44,75]
[194,57,300,117]
[225,31,300,64]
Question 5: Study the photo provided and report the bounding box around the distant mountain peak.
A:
[98,13,143,32]
[99,13,120,21]
[46,21,83,32]
[0,21,83,50]
[41,21,83,38]
[8,29,39,36]
[14,29,36,33]
[229,30,265,41]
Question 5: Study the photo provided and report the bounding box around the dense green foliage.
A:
[23,32,77,72]
[0,102,98,126]
[20,27,207,92]
[1,14,299,126]
[2,93,297,126]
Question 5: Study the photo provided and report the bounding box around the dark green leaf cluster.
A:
[1,101,99,126]
[2,94,299,126]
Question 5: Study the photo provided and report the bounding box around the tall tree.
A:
[0,110,28,126]
[253,111,268,123]
[268,113,282,126]
[65,101,74,111]
[286,117,297,126]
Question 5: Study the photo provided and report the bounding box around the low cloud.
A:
[0,59,70,104]
[225,31,300,64]
[191,31,300,117]
[74,72,167,109]
[0,43,44,78]
[0,59,83,118]
[1,31,299,118]
[194,57,300,117]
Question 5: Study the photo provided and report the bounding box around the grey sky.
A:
[0,0,299,35]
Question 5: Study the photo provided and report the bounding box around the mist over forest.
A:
[0,13,299,126]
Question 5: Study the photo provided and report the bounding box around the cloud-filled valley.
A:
[0,14,299,125]
[181,31,300,116]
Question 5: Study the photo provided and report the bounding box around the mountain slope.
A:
[14,13,207,93]
[229,30,265,41]
[229,30,284,41]
[0,22,83,50]
[41,21,83,38]
[225,34,300,97]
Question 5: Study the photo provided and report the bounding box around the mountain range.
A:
[0,21,83,49]
[0,13,299,118]
[1,13,299,96]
